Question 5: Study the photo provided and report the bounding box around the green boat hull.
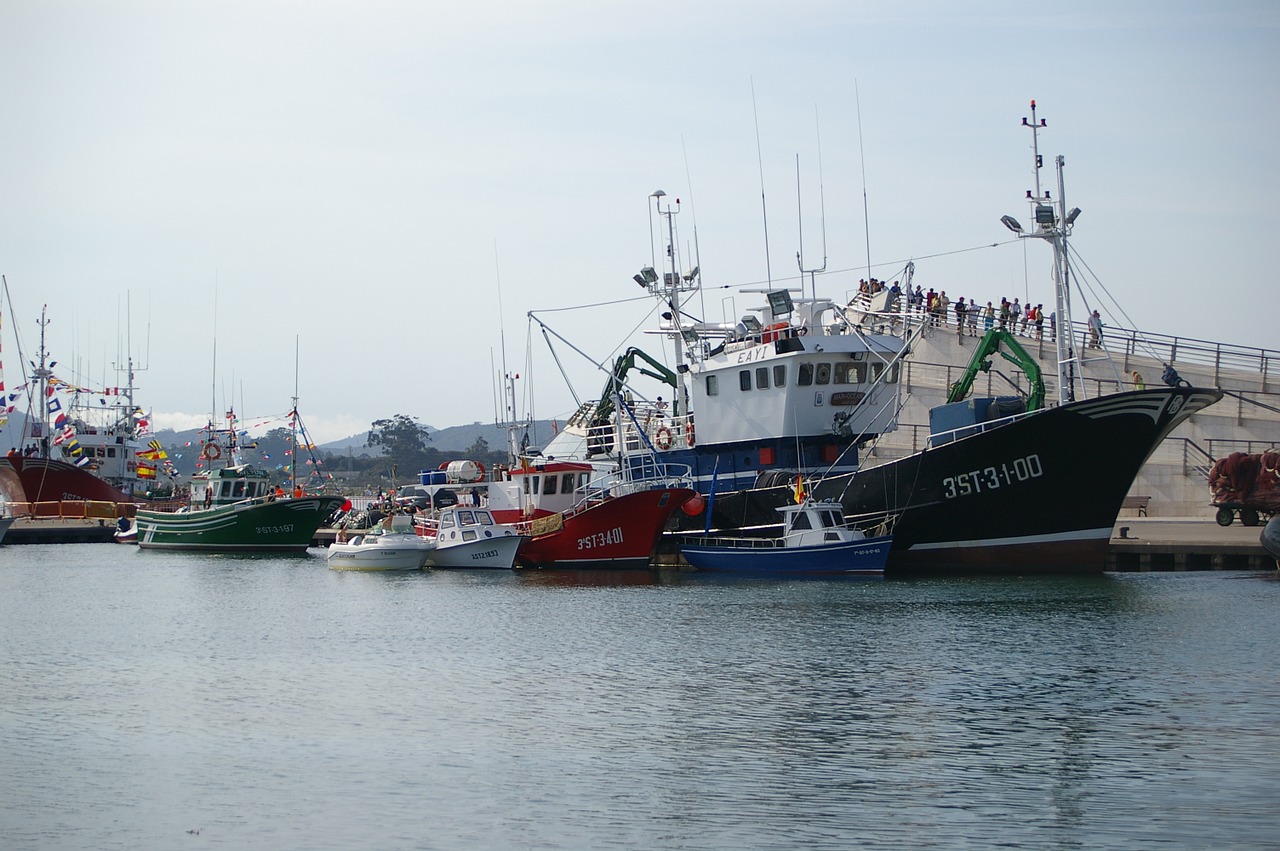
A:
[135,496,345,552]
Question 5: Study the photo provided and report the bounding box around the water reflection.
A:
[1,547,1277,850]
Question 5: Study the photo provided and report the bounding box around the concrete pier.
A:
[1108,517,1275,571]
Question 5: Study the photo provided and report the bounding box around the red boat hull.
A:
[1,455,140,503]
[501,488,695,569]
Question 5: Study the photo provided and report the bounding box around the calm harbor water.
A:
[2,544,1278,850]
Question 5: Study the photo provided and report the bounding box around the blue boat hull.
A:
[681,534,892,575]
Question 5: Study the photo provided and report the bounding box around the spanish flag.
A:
[793,474,806,504]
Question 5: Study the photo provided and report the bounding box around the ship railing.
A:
[566,460,694,510]
[613,409,694,454]
[14,499,128,520]
[683,534,784,549]
[923,408,1038,449]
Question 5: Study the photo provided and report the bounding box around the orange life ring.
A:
[685,421,695,447]
[474,461,487,481]
[655,426,673,450]
[202,443,221,460]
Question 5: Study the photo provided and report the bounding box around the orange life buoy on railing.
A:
[202,443,221,461]
[655,426,673,450]
[685,420,695,447]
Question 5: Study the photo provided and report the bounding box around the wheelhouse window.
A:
[773,364,786,387]
[835,362,867,384]
[544,476,558,495]
[798,363,814,386]
[755,367,770,390]
[739,370,752,391]
[706,374,719,396]
[562,473,575,493]
[815,363,832,385]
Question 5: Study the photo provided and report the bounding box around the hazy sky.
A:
[2,1,1276,443]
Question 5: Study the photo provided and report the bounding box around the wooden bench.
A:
[1121,495,1151,516]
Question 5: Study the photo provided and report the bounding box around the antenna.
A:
[750,78,773,287]
[796,106,829,302]
[855,80,872,283]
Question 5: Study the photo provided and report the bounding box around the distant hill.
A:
[2,412,562,472]
[317,420,559,456]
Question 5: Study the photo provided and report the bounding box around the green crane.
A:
[946,329,1046,412]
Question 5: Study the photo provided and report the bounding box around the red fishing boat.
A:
[486,460,696,569]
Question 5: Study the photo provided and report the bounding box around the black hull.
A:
[671,387,1223,575]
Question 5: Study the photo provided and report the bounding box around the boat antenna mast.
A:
[636,190,697,416]
[795,107,829,302]
[113,292,148,443]
[999,99,1084,404]
[31,305,52,457]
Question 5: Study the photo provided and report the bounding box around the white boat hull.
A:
[327,533,434,571]
[429,532,526,569]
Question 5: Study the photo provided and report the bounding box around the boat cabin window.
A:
[531,476,541,495]
[739,370,752,391]
[798,363,814,386]
[107,447,117,458]
[221,482,234,499]
[706,375,719,396]
[457,510,475,525]
[476,511,494,526]
[773,365,786,387]
[232,480,246,499]
[815,363,831,385]
[441,513,456,529]
[877,362,900,384]
[818,508,842,528]
[835,362,867,384]
[755,367,770,389]
[790,512,813,531]
[544,476,558,495]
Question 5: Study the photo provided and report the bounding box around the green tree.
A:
[367,414,433,478]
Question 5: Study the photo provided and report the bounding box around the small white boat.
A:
[424,506,527,569]
[327,514,435,571]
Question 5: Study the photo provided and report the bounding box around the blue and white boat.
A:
[680,498,891,576]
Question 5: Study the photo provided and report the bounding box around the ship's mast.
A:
[31,305,52,457]
[637,190,698,417]
[1001,100,1084,404]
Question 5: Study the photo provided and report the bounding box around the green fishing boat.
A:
[135,407,344,552]
[135,466,344,552]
